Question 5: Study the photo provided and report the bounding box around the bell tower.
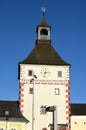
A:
[37,7,51,41]
[18,9,71,130]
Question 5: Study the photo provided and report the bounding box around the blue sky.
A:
[0,0,86,103]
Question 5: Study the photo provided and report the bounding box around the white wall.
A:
[19,64,70,130]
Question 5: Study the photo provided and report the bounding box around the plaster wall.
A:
[19,64,70,130]
[71,116,86,130]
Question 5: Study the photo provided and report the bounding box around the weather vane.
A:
[41,7,46,16]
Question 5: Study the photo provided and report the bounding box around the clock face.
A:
[40,68,50,78]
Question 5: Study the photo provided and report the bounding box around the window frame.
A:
[55,88,60,95]
[57,71,62,77]
[29,88,33,94]
[11,128,17,130]
[28,70,33,76]
[0,128,4,130]
[40,29,48,36]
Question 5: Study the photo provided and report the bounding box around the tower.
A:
[18,11,70,130]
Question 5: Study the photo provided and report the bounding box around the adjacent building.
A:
[0,101,28,130]
[71,104,86,130]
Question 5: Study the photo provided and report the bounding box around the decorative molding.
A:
[20,83,24,86]
[20,110,24,113]
[66,128,70,130]
[19,94,24,97]
[66,111,70,114]
[20,88,24,91]
[19,104,24,108]
[65,95,70,98]
[65,83,70,130]
[20,79,69,85]
[65,84,70,87]
[66,105,70,109]
[19,99,24,102]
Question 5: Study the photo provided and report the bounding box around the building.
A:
[18,14,70,130]
[71,104,86,130]
[0,12,86,130]
[0,101,28,130]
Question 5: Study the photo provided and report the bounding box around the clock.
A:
[40,68,50,78]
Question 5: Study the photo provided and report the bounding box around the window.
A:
[57,71,62,77]
[28,70,33,76]
[0,128,3,130]
[55,88,60,95]
[40,29,48,35]
[75,122,77,124]
[29,88,33,94]
[40,105,46,114]
[42,128,47,130]
[84,122,86,124]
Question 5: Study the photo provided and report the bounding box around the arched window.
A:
[40,29,48,35]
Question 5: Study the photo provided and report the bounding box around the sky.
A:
[0,0,86,103]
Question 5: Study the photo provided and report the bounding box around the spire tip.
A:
[41,7,46,16]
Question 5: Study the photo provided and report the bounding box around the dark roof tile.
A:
[71,103,86,115]
[38,16,50,27]
[0,100,28,122]
[20,41,70,66]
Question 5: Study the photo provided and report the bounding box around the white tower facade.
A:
[18,15,70,130]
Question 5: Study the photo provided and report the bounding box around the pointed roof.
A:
[36,16,51,33]
[19,41,70,66]
[39,16,50,27]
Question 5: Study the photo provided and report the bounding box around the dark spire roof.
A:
[36,16,51,33]
[0,101,29,122]
[39,16,50,27]
[19,41,70,66]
